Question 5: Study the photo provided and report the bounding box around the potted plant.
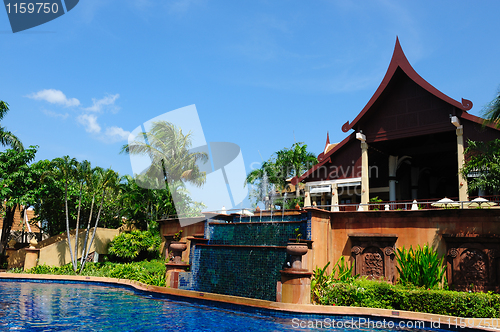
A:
[169,230,187,264]
[286,228,308,269]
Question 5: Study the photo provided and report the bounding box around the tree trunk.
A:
[0,204,17,255]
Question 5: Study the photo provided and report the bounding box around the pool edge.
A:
[1,272,498,331]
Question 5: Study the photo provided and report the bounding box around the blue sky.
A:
[1,1,500,208]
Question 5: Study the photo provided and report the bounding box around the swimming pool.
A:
[0,279,483,331]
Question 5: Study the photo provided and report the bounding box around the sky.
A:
[1,0,500,211]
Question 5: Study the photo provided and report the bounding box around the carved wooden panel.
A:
[350,234,397,283]
[444,236,500,292]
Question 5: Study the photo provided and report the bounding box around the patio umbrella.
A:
[431,197,460,208]
[467,197,497,208]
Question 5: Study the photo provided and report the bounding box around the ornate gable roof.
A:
[341,37,472,134]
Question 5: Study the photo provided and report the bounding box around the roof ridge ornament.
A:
[461,98,473,111]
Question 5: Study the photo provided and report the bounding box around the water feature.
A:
[184,212,309,301]
[0,279,480,332]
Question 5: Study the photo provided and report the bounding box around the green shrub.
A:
[311,257,359,303]
[108,230,161,261]
[23,260,166,287]
[316,278,500,318]
[395,244,446,289]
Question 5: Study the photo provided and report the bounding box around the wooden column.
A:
[456,126,468,202]
[357,132,369,210]
[304,187,311,207]
[331,184,339,211]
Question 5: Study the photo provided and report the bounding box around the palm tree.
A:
[0,101,23,151]
[275,142,318,198]
[121,121,208,216]
[79,167,119,272]
[483,90,500,126]
[245,142,317,206]
[50,156,79,271]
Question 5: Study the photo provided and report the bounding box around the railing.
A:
[310,195,500,212]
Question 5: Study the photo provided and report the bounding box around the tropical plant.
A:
[121,121,208,217]
[108,230,161,261]
[482,89,500,126]
[395,244,446,289]
[173,230,183,242]
[275,142,318,198]
[294,227,302,243]
[0,146,39,253]
[0,100,23,152]
[311,257,359,303]
[461,139,500,194]
[47,157,120,272]
[245,142,317,206]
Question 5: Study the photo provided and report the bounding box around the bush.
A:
[311,257,359,303]
[395,244,446,289]
[316,278,500,318]
[108,230,161,261]
[22,260,166,287]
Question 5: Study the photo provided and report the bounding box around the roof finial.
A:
[324,132,330,153]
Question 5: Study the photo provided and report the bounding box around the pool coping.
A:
[1,272,499,331]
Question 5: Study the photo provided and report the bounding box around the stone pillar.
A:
[279,270,312,304]
[388,156,398,202]
[357,132,369,211]
[280,243,311,304]
[24,248,39,271]
[331,184,339,211]
[23,239,39,271]
[304,187,311,207]
[165,264,190,288]
[456,126,468,202]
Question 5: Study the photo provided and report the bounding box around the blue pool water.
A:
[0,279,480,331]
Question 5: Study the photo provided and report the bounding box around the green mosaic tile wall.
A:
[195,246,287,301]
[208,222,307,246]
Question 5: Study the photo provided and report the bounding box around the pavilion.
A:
[292,38,500,210]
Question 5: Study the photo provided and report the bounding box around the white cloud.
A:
[105,126,131,142]
[86,94,120,113]
[42,109,69,119]
[77,114,101,133]
[28,89,80,107]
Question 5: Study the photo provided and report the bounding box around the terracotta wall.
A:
[307,208,500,276]
[159,218,205,263]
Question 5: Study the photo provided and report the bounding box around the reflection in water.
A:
[0,280,452,332]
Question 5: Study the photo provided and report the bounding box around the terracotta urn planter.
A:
[286,242,308,269]
[169,241,188,264]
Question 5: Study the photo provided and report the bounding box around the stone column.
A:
[357,132,369,211]
[388,156,398,202]
[23,239,39,271]
[304,187,311,207]
[455,123,468,202]
[331,184,339,211]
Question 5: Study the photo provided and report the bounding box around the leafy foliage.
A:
[108,230,161,261]
[395,244,446,289]
[311,257,359,303]
[482,89,500,126]
[0,100,23,152]
[121,121,208,218]
[19,259,166,287]
[461,139,500,194]
[0,146,39,252]
[245,142,317,207]
[314,278,500,318]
